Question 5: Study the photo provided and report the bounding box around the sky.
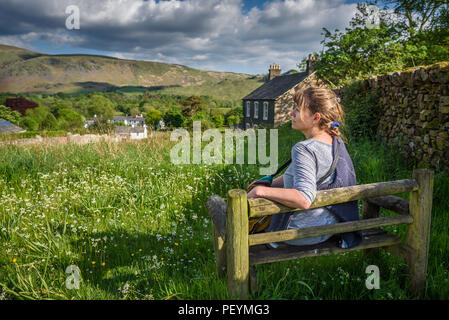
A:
[0,0,378,75]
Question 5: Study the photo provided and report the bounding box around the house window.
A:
[263,101,268,120]
[254,101,259,119]
[246,101,250,117]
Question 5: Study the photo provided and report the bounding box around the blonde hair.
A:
[294,85,346,143]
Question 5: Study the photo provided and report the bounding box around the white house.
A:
[84,120,95,129]
[115,126,148,140]
[110,115,146,127]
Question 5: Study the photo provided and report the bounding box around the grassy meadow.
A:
[0,125,448,300]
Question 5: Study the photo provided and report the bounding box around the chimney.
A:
[306,54,317,75]
[269,64,281,81]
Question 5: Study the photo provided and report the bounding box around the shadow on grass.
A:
[65,169,232,299]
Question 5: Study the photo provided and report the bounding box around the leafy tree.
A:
[377,0,447,39]
[163,109,185,128]
[49,99,72,116]
[226,115,238,126]
[24,106,49,127]
[87,94,115,120]
[212,114,224,127]
[20,117,38,131]
[302,1,449,86]
[225,106,243,125]
[19,106,59,131]
[57,108,84,130]
[129,107,141,117]
[40,112,58,130]
[145,109,163,127]
[88,117,115,134]
[180,96,206,117]
[0,105,21,125]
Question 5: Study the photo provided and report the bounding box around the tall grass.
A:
[0,127,448,300]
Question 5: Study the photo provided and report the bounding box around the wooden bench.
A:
[206,169,434,299]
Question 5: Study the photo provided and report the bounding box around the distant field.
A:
[0,44,263,103]
[112,75,264,104]
[1,126,448,300]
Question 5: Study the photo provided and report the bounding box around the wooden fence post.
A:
[226,189,249,299]
[206,195,227,278]
[362,199,381,257]
[212,224,226,277]
[406,169,434,295]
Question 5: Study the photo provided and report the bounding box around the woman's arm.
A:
[246,185,311,210]
[271,175,284,188]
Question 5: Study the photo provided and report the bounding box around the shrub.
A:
[0,105,21,125]
[57,108,85,130]
[163,109,185,128]
[342,83,381,141]
[212,115,224,128]
[19,117,39,131]
[146,109,163,127]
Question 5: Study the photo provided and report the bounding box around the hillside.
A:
[0,44,264,102]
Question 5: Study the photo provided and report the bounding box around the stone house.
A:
[242,54,318,128]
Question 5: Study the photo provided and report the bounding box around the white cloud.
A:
[0,0,360,74]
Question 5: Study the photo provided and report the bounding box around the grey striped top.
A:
[282,139,339,246]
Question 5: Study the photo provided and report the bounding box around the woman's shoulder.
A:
[294,138,332,150]
[292,139,333,161]
[292,140,317,158]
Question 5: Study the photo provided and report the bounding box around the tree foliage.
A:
[180,96,206,118]
[87,94,116,120]
[163,109,185,128]
[0,105,21,125]
[57,108,84,130]
[145,109,163,127]
[303,0,449,87]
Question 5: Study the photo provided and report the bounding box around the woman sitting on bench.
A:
[247,85,362,249]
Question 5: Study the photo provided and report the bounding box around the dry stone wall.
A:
[337,61,449,171]
[0,133,128,147]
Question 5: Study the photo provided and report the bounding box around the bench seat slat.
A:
[249,214,413,246]
[366,195,409,215]
[249,231,401,266]
[248,179,418,218]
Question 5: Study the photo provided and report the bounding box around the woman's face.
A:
[290,105,315,132]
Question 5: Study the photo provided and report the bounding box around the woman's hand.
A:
[247,186,267,199]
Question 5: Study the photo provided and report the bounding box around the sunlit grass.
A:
[0,128,448,300]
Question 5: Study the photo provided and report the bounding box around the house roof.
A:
[0,119,26,134]
[112,116,145,121]
[115,126,146,134]
[243,72,309,100]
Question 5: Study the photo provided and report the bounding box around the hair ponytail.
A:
[294,86,347,144]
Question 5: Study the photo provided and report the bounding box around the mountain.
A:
[0,44,264,102]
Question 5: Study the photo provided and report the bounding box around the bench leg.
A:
[212,224,226,277]
[250,266,258,293]
[362,200,381,258]
[207,195,227,278]
[226,189,249,299]
[406,169,434,296]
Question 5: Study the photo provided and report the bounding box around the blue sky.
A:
[0,0,378,75]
